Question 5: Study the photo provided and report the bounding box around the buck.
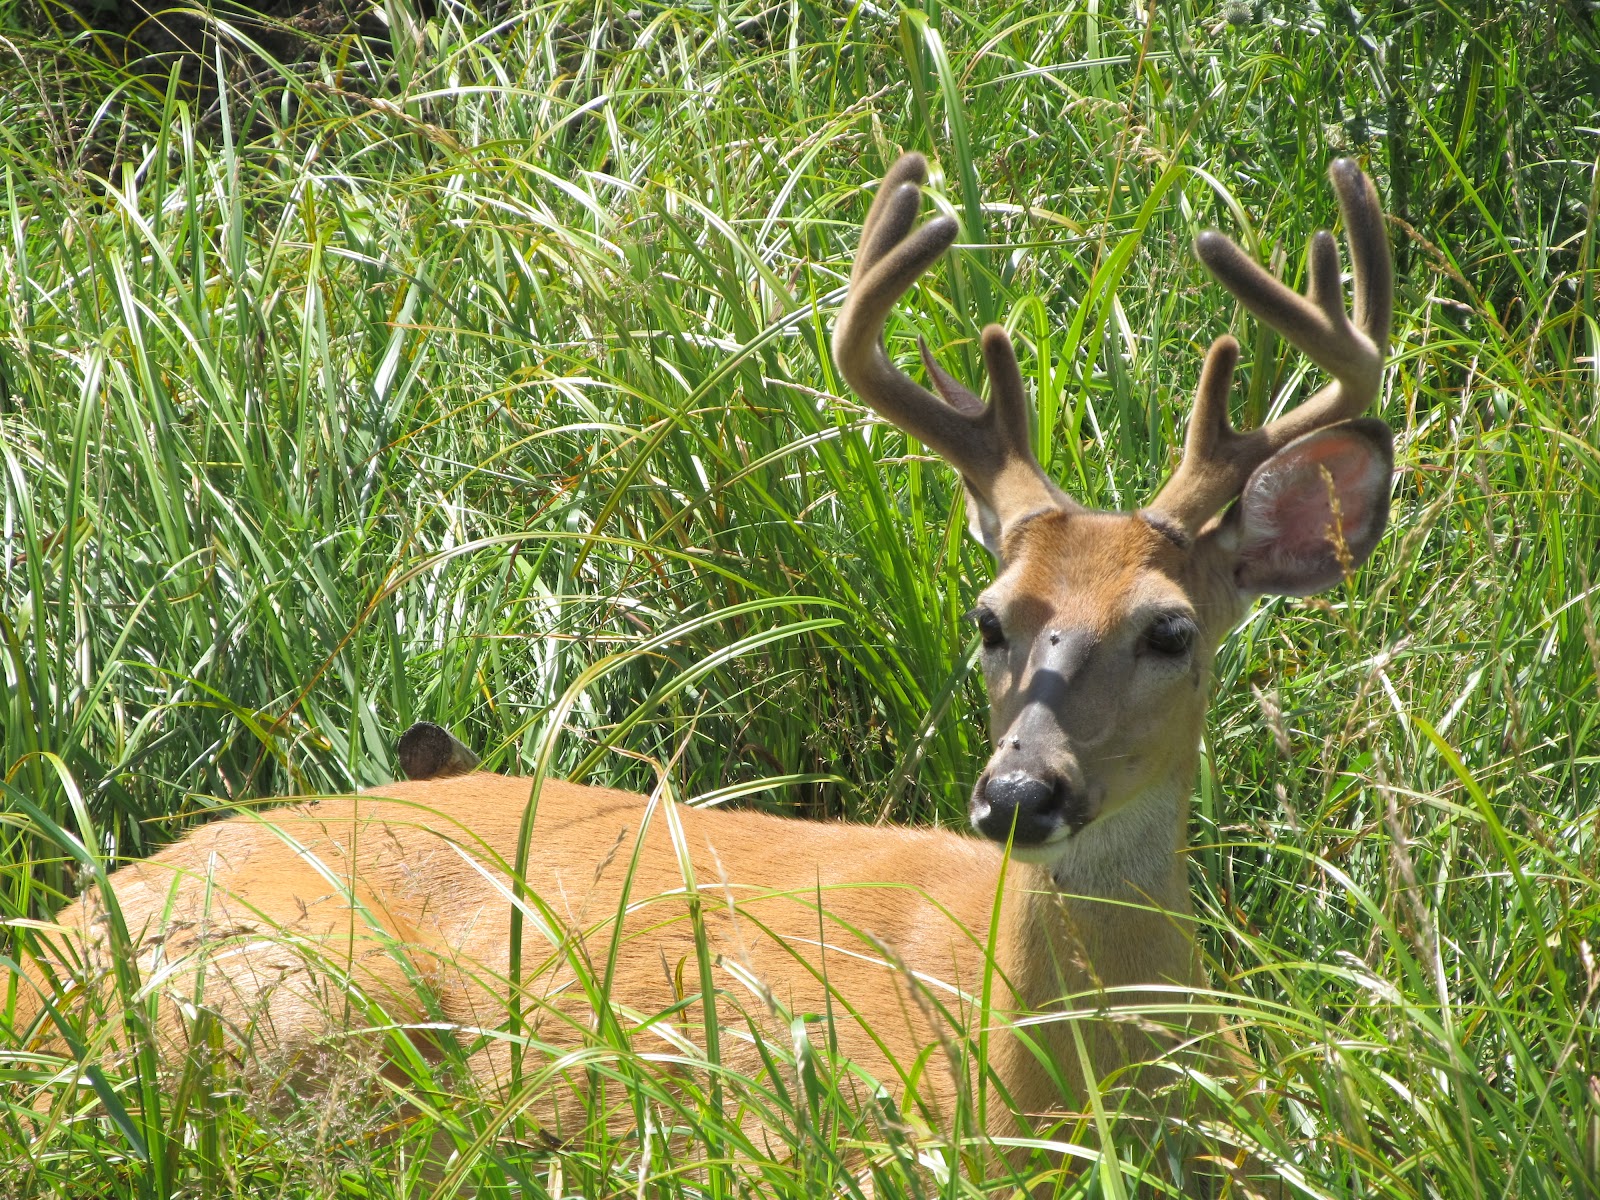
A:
[16,153,1392,1178]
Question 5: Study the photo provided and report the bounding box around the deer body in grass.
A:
[17,154,1393,1157]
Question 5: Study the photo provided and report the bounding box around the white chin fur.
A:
[997,830,1077,865]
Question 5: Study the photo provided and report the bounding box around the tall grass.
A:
[0,0,1596,1195]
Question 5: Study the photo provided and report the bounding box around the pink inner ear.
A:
[1234,422,1393,596]
[1249,438,1378,558]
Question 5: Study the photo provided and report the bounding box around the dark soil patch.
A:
[39,1,394,88]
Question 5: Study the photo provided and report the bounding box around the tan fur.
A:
[22,766,1197,1138]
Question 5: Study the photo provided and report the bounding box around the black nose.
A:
[972,770,1080,845]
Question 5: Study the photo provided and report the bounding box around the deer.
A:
[11,151,1392,1185]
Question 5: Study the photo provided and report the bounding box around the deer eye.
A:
[1141,613,1197,658]
[967,606,1006,649]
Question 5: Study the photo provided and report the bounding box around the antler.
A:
[832,154,1073,533]
[1148,159,1393,532]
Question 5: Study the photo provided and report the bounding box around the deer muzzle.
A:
[970,764,1090,846]
[970,625,1102,846]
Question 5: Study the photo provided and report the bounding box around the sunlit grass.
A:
[1,0,1597,1195]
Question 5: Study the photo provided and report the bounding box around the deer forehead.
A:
[986,510,1195,636]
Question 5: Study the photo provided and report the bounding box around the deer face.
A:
[966,511,1229,856]
[964,416,1394,859]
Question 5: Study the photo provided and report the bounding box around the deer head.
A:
[833,154,1392,870]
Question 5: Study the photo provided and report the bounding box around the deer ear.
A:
[964,483,1004,560]
[1219,418,1394,596]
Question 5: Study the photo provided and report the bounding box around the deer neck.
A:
[999,770,1199,1011]
[1049,775,1191,909]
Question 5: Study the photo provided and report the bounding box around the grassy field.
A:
[1,1,1597,1195]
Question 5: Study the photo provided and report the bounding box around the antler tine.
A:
[852,152,932,287]
[833,154,1072,532]
[1149,160,1392,532]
